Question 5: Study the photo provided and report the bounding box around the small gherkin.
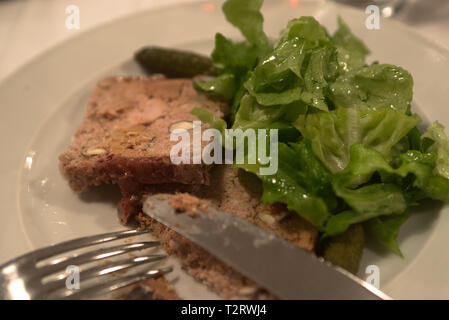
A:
[135,46,217,78]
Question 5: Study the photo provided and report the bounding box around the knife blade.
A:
[143,194,390,300]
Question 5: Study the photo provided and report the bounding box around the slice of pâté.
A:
[59,76,228,195]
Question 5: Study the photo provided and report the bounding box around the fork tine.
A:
[8,229,151,268]
[59,267,173,299]
[31,241,160,280]
[39,254,166,298]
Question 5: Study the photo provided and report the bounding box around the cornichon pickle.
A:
[135,46,217,78]
[319,224,365,275]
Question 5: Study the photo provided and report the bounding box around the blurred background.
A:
[0,0,448,82]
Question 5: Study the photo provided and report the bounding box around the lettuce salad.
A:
[193,0,449,255]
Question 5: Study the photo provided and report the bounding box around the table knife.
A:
[143,194,390,300]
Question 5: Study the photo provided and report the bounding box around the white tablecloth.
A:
[0,0,448,81]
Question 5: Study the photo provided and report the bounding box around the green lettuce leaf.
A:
[331,17,370,72]
[211,33,259,74]
[275,16,329,48]
[329,64,413,112]
[232,95,304,143]
[331,145,407,219]
[295,108,420,173]
[236,140,335,229]
[230,78,249,121]
[325,145,408,240]
[195,33,259,101]
[232,95,284,130]
[244,37,307,106]
[222,0,271,55]
[364,211,410,257]
[193,73,237,101]
[190,107,227,135]
[245,17,335,108]
[422,121,449,180]
[327,144,449,239]
[300,45,338,111]
[195,33,260,118]
[396,150,449,202]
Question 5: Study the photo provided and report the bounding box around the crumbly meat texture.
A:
[59,76,228,193]
[170,193,209,217]
[137,212,275,300]
[136,165,319,299]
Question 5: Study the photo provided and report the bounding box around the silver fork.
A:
[0,229,172,300]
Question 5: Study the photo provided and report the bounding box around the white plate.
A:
[1,0,449,299]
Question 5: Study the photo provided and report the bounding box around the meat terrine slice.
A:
[136,165,318,299]
[59,76,228,193]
